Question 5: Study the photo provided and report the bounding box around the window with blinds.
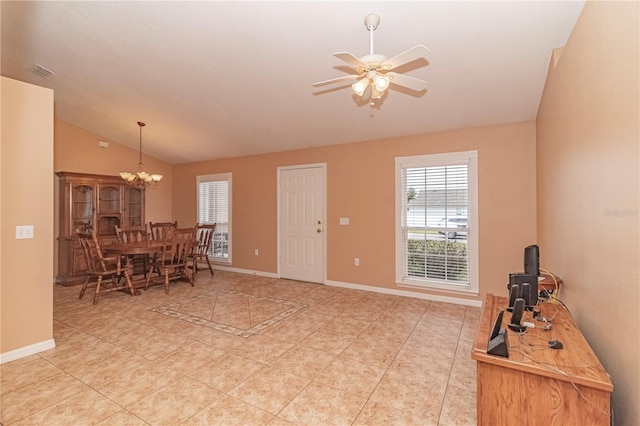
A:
[395,151,478,294]
[197,173,232,263]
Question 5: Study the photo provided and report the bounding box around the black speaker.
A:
[522,283,530,307]
[507,283,520,312]
[509,273,538,308]
[524,244,539,276]
[508,298,527,332]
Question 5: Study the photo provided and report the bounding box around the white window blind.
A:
[395,151,478,294]
[197,173,231,263]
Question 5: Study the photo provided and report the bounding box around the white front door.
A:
[278,165,325,283]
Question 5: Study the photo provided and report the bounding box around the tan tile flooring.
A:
[1,271,479,425]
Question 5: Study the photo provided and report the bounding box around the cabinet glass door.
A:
[72,184,93,232]
[98,184,121,236]
[99,185,120,213]
[123,187,143,226]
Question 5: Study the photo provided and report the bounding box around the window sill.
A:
[396,279,478,296]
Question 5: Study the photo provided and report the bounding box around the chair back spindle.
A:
[115,225,149,243]
[149,221,178,241]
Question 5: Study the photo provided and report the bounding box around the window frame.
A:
[196,172,232,264]
[395,150,479,294]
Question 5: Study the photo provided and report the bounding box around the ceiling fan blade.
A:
[388,72,428,92]
[382,45,430,70]
[333,52,369,70]
[312,74,359,87]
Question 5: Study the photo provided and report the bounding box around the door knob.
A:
[317,220,322,225]
[317,229,322,233]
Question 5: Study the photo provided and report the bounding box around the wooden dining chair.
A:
[145,228,195,294]
[115,225,150,276]
[148,221,177,241]
[115,225,149,243]
[77,230,136,304]
[191,223,216,275]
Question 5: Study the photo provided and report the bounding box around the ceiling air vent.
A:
[32,64,55,78]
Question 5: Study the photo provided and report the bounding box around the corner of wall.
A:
[552,47,564,69]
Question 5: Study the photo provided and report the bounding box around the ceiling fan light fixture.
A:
[352,78,370,97]
[370,86,384,100]
[312,13,429,105]
[373,74,390,92]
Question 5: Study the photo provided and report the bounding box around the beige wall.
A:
[54,119,173,223]
[1,77,54,355]
[537,1,639,424]
[173,121,537,303]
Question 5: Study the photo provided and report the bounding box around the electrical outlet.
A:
[254,249,259,256]
[16,225,34,239]
[354,257,359,266]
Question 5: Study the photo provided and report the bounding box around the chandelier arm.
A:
[138,121,145,168]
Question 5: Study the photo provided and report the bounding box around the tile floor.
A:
[1,271,479,425]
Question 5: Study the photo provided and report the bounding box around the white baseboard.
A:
[213,267,482,307]
[325,279,483,307]
[212,265,279,279]
[0,339,56,364]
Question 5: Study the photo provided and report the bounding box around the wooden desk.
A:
[472,294,613,425]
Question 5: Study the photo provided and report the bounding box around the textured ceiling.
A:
[1,1,585,164]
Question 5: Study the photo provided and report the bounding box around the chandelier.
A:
[119,121,162,188]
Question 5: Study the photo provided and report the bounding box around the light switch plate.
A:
[16,225,34,239]
[339,217,349,225]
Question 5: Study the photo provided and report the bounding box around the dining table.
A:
[103,238,199,294]
[102,240,169,294]
[104,240,168,256]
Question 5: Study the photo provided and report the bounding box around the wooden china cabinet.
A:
[56,171,145,285]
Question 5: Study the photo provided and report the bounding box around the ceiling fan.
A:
[313,13,429,104]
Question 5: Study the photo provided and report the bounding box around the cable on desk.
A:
[540,289,573,317]
[517,332,552,350]
[540,267,560,299]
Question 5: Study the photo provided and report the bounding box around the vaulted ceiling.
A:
[1,1,584,164]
